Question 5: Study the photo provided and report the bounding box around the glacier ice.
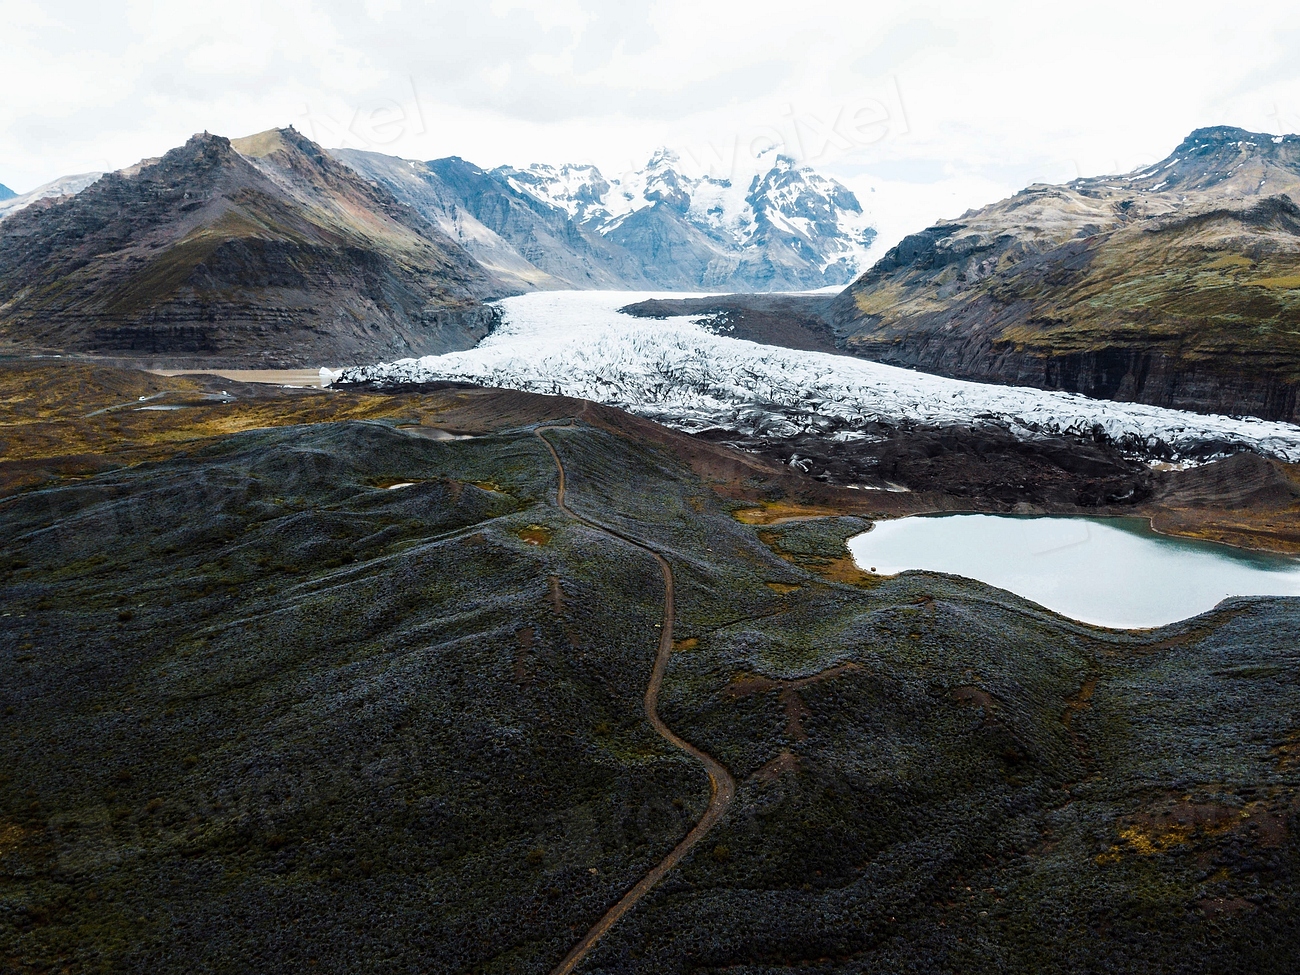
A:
[335,291,1300,465]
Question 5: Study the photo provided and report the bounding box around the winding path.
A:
[536,427,736,975]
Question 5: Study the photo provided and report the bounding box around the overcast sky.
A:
[4,0,1300,242]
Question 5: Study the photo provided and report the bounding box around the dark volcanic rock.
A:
[620,294,841,353]
[2,383,1300,973]
[0,128,507,367]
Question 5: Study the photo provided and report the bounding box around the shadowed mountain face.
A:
[0,184,14,201]
[335,148,876,292]
[0,129,507,367]
[831,127,1300,423]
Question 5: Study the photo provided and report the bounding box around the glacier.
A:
[332,291,1300,465]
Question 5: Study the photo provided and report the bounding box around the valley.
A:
[337,290,1300,470]
[3,115,1300,975]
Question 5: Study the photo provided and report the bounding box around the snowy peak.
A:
[491,147,873,256]
[497,162,611,222]
[335,145,878,291]
[515,148,877,277]
[746,156,875,264]
[640,152,694,213]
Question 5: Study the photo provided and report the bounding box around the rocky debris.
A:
[620,293,841,353]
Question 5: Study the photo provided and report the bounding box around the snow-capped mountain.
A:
[0,172,104,221]
[334,147,876,293]
[331,291,1300,466]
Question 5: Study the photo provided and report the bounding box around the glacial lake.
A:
[847,514,1300,629]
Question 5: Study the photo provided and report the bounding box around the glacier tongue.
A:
[335,291,1300,465]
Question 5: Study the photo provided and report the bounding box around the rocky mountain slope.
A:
[336,147,876,292]
[0,129,506,367]
[831,127,1300,423]
[0,172,104,222]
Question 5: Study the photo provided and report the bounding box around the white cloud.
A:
[2,0,1298,246]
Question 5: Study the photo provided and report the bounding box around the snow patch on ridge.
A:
[335,291,1300,465]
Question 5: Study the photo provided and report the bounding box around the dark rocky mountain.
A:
[0,128,507,367]
[831,127,1300,423]
[0,183,14,201]
[335,147,876,292]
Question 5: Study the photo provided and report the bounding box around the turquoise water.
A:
[847,514,1300,628]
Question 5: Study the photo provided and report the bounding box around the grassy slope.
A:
[988,212,1300,378]
[846,208,1300,379]
[1,372,1298,973]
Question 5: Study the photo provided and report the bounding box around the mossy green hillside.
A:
[1,417,1298,973]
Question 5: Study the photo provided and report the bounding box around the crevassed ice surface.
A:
[336,291,1300,463]
[847,514,1300,628]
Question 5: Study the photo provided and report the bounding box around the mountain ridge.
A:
[0,127,506,366]
[830,125,1300,423]
[334,146,876,292]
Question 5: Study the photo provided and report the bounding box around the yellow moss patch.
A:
[515,524,553,546]
[756,528,883,588]
[765,582,801,594]
[1274,734,1300,770]
[1118,823,1193,856]
[1101,799,1250,862]
[1203,254,1254,270]
[671,638,699,652]
[0,821,26,855]
[1251,275,1300,289]
[817,555,885,586]
[733,502,845,525]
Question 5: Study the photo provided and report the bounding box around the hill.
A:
[0,183,14,201]
[0,128,507,367]
[1,363,1299,972]
[830,127,1300,423]
[335,147,876,292]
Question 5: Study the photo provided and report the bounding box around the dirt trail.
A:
[536,426,736,975]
